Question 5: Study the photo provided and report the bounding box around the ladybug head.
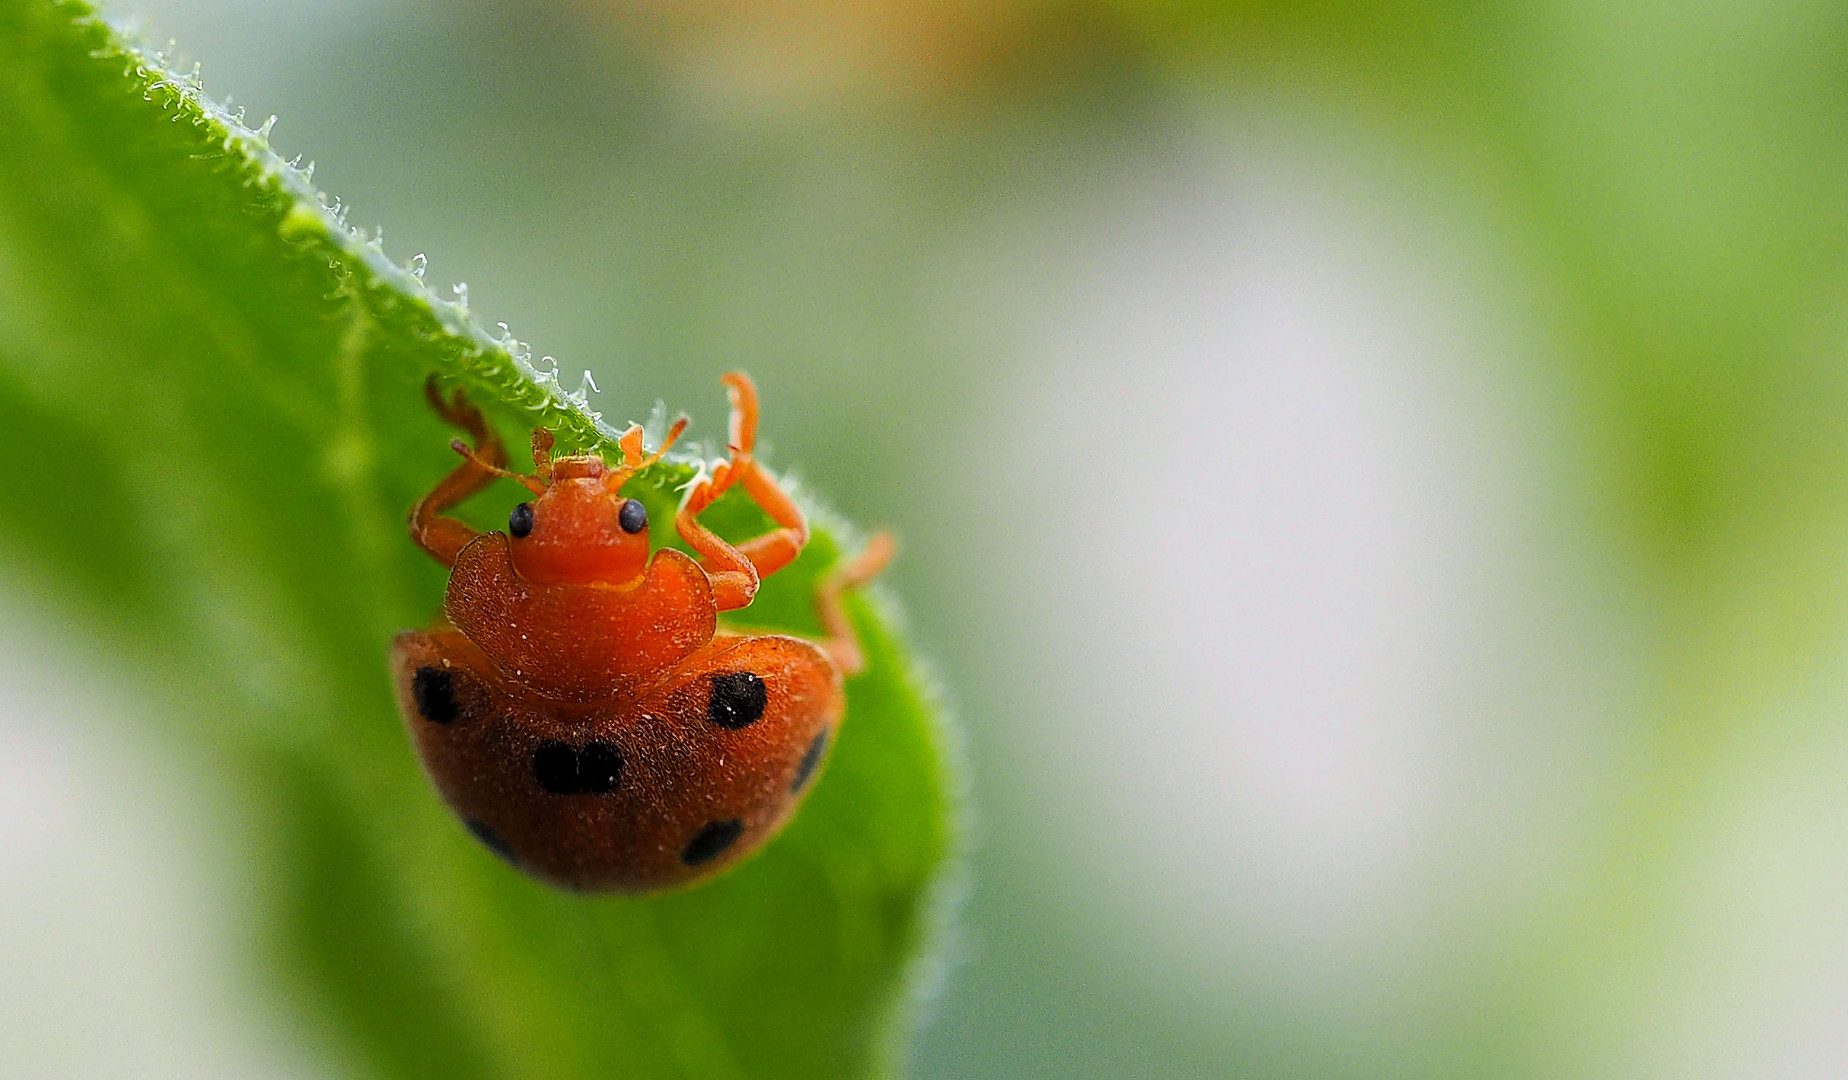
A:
[453,418,688,587]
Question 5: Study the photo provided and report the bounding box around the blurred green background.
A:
[7,0,1848,1076]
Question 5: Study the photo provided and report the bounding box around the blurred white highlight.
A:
[973,135,1634,1025]
[0,618,322,1079]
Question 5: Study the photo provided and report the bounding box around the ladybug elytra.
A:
[390,373,891,892]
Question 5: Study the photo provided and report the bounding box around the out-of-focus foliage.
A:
[1106,0,1848,1051]
[0,3,956,1078]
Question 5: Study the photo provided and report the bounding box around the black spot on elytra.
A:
[708,672,767,729]
[682,819,744,866]
[534,740,623,795]
[792,728,830,792]
[411,666,459,725]
[577,741,623,794]
[464,818,518,865]
[509,502,535,538]
[533,741,580,794]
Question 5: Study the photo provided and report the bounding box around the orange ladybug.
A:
[390,373,891,892]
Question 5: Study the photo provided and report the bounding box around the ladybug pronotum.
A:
[390,373,891,892]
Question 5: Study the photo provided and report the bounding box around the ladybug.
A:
[390,372,891,892]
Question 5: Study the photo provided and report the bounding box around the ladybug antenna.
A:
[610,416,689,484]
[451,438,547,495]
[531,428,555,484]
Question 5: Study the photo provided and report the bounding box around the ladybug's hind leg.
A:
[409,378,512,567]
[815,533,894,676]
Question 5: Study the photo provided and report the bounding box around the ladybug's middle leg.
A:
[409,377,510,567]
[676,372,811,611]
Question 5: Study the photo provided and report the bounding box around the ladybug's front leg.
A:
[409,378,509,567]
[676,373,811,611]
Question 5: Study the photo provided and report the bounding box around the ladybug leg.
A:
[675,480,759,611]
[409,377,509,566]
[815,533,894,675]
[731,463,810,577]
[675,372,811,610]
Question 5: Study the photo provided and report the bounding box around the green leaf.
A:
[0,3,960,1077]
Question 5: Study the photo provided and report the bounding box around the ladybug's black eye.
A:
[618,498,648,534]
[509,502,535,538]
